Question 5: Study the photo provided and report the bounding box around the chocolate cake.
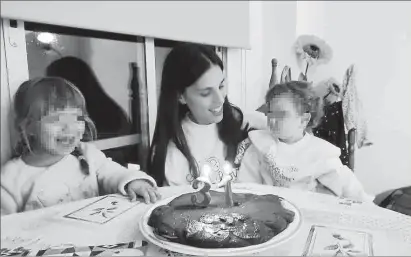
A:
[148,190,295,248]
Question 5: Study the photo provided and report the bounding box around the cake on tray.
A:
[148,190,295,248]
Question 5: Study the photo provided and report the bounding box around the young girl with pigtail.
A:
[1,77,160,215]
[237,81,374,202]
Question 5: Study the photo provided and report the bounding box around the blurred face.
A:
[266,93,310,143]
[180,65,226,125]
[28,107,85,156]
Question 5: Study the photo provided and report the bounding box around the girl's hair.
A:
[147,43,249,186]
[13,77,97,174]
[265,81,324,129]
[46,57,132,139]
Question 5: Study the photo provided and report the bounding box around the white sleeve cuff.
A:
[117,172,157,195]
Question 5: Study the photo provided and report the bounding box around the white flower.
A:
[294,34,333,70]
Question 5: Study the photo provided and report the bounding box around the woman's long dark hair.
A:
[147,43,249,186]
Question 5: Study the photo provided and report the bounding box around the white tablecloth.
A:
[1,184,411,256]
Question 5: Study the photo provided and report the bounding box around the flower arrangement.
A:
[294,34,333,82]
[314,77,343,105]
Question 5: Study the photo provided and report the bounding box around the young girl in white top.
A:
[237,81,374,202]
[1,77,160,215]
[147,43,260,186]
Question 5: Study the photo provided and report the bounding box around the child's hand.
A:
[125,180,161,204]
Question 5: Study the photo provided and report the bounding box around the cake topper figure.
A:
[191,164,212,207]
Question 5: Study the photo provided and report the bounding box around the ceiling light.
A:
[37,32,55,44]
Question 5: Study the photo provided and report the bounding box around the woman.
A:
[147,43,257,186]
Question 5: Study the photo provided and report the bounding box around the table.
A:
[1,183,411,256]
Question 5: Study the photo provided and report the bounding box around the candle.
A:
[191,164,212,207]
[222,162,234,207]
[201,164,212,183]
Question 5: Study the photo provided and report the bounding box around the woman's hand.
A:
[125,180,161,204]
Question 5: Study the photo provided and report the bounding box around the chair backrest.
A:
[280,66,292,83]
[347,128,356,170]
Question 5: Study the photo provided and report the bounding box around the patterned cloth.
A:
[313,65,372,150]
[1,241,147,256]
[233,138,252,179]
[341,65,372,148]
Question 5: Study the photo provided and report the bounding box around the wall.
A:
[261,1,299,106]
[320,2,411,194]
[244,1,298,112]
[1,1,250,49]
[247,1,411,194]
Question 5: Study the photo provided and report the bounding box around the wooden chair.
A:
[347,128,356,170]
